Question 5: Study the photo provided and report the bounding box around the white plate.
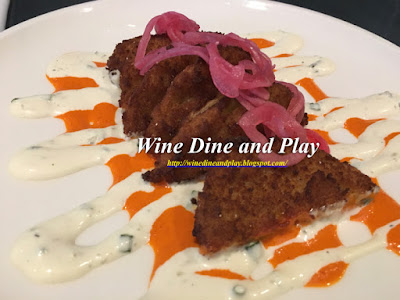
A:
[1,0,400,299]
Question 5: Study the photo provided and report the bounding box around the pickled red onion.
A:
[133,12,329,165]
[306,129,330,153]
[207,42,245,98]
[134,12,275,100]
[182,31,221,45]
[276,81,305,123]
[135,12,200,64]
[136,44,209,75]
[238,89,269,109]
[249,87,270,100]
[238,102,308,166]
[154,12,200,41]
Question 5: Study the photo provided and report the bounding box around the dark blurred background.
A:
[5,0,400,46]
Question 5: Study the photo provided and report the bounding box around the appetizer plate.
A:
[1,0,400,299]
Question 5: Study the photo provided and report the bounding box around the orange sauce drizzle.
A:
[46,75,98,92]
[269,225,342,268]
[124,183,172,218]
[262,226,301,249]
[351,190,400,233]
[340,157,358,163]
[55,102,118,132]
[296,78,328,102]
[149,206,198,280]
[307,114,318,121]
[387,224,400,256]
[105,152,155,187]
[195,269,247,280]
[305,261,348,287]
[47,70,196,284]
[285,65,300,68]
[48,75,117,132]
[323,106,344,117]
[250,38,275,49]
[370,177,379,185]
[384,132,400,146]
[311,129,337,145]
[344,117,384,138]
[93,61,107,67]
[273,53,293,58]
[51,50,400,291]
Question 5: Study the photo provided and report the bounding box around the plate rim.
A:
[1,0,399,55]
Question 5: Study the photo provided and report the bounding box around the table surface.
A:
[4,0,400,46]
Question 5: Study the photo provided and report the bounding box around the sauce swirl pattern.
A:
[8,32,400,299]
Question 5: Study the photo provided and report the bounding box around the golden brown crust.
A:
[107,35,171,110]
[107,34,199,135]
[143,82,296,183]
[145,61,219,141]
[142,97,247,183]
[192,150,377,254]
[145,45,252,142]
[109,33,378,256]
[108,35,252,137]
[122,55,199,135]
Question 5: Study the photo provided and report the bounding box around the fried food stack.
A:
[107,34,378,254]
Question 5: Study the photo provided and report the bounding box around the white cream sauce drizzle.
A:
[142,221,399,300]
[246,31,336,83]
[9,52,120,118]
[10,87,120,118]
[46,52,113,88]
[8,31,400,300]
[354,134,400,177]
[306,92,400,177]
[246,31,304,57]
[11,172,202,283]
[8,125,137,180]
[306,92,400,131]
[273,57,335,84]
